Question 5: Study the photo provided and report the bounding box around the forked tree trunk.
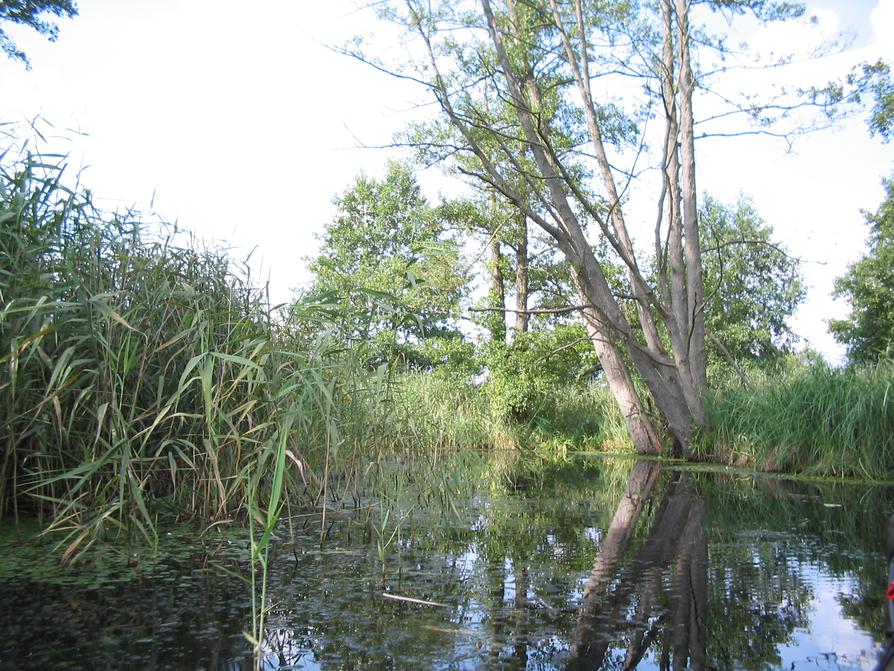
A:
[409,0,709,454]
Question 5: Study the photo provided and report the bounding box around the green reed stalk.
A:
[699,360,894,480]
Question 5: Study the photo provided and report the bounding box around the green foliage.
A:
[0,0,77,67]
[380,368,630,463]
[861,60,894,141]
[810,59,894,143]
[308,162,468,368]
[405,334,480,381]
[387,373,508,454]
[532,382,631,451]
[700,195,804,367]
[484,324,598,422]
[830,178,894,363]
[0,144,411,560]
[697,356,894,480]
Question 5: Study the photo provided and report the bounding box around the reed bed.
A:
[698,360,894,480]
[0,148,404,560]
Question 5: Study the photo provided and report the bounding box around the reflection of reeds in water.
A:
[0,142,444,668]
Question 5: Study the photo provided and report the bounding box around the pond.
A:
[1,456,892,670]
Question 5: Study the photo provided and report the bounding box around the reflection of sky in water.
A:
[252,520,889,670]
[784,573,880,671]
[1,465,892,669]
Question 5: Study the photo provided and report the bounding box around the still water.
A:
[1,457,892,670]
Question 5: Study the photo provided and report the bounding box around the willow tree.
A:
[351,0,824,453]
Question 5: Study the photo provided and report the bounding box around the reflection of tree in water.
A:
[1,459,887,669]
[565,460,832,671]
[706,541,812,670]
[450,467,618,668]
[568,460,709,670]
[705,475,894,653]
[244,462,893,670]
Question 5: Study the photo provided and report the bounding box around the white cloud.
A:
[871,0,894,59]
[748,7,842,61]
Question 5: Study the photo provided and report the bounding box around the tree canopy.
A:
[830,178,894,363]
[0,0,77,68]
[701,196,805,367]
[344,0,850,456]
[308,161,468,367]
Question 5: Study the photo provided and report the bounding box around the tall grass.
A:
[387,373,509,452]
[0,145,402,563]
[533,382,632,451]
[698,360,894,480]
[383,373,632,468]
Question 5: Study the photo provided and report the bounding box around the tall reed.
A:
[0,144,392,563]
[698,360,894,480]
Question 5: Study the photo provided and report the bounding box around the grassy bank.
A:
[697,360,894,480]
[387,373,631,455]
[389,359,894,483]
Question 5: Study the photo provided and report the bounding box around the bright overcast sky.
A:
[1,0,892,363]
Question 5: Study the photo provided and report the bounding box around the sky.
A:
[1,0,892,363]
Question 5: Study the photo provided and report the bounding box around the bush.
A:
[483,324,599,422]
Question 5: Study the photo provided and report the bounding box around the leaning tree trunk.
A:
[407,0,709,454]
[491,0,701,452]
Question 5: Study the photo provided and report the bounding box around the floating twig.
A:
[382,592,449,608]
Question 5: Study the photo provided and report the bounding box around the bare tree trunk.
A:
[484,0,669,453]
[676,0,708,391]
[580,311,664,454]
[514,214,529,335]
[487,223,507,344]
[660,0,705,429]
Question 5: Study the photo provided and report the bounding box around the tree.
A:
[308,162,468,367]
[830,178,894,363]
[811,59,894,143]
[700,196,805,367]
[1,1,77,68]
[348,0,830,454]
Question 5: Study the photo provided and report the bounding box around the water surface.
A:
[1,457,891,670]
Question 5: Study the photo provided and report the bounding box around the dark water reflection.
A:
[1,457,892,670]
